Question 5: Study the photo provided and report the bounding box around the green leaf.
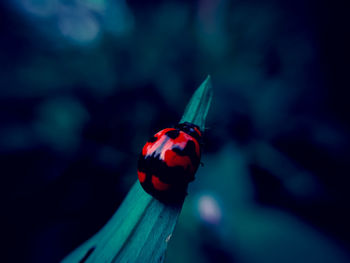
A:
[180,75,213,131]
[61,75,213,263]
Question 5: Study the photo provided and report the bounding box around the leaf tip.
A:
[203,74,212,87]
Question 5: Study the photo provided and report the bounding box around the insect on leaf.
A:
[61,75,213,263]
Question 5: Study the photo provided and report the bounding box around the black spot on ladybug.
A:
[173,140,200,161]
[165,129,180,139]
[138,153,191,203]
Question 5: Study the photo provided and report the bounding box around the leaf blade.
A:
[180,75,213,130]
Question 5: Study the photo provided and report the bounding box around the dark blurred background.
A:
[1,0,349,262]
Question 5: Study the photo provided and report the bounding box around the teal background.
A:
[1,0,349,262]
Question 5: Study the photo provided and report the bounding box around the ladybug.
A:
[137,122,202,203]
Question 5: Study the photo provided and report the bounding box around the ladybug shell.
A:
[137,124,201,203]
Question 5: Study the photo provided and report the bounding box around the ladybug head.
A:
[175,122,202,143]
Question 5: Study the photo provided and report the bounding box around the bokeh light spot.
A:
[58,8,100,44]
[197,194,222,225]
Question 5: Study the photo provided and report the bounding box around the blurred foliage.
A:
[1,0,349,263]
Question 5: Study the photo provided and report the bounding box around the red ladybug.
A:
[137,122,202,203]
